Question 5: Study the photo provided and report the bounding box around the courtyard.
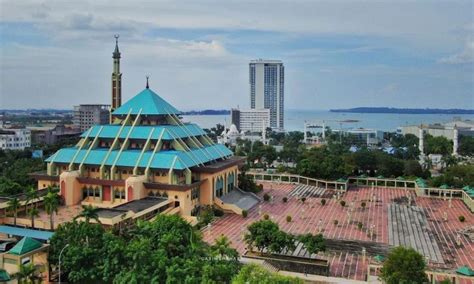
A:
[203,182,474,282]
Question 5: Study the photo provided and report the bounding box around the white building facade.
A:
[231,108,270,133]
[249,59,284,131]
[0,128,31,150]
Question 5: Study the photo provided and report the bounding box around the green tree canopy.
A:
[244,220,295,254]
[380,246,428,284]
[49,215,240,283]
[459,135,474,156]
[297,233,326,254]
[232,264,303,284]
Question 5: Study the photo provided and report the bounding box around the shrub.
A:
[263,193,270,202]
[321,199,326,206]
[459,215,465,222]
[282,197,288,203]
[357,222,363,230]
[340,200,346,207]
[263,214,270,220]
[301,197,306,203]
[242,210,248,218]
[333,220,339,226]
[361,201,366,209]
[213,207,224,217]
[286,215,292,222]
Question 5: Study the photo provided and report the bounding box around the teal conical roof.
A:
[0,269,10,281]
[8,237,42,255]
[113,88,180,116]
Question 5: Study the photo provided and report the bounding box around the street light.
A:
[59,243,70,284]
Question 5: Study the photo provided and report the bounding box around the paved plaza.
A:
[203,182,474,282]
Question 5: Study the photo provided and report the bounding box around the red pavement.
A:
[203,182,474,281]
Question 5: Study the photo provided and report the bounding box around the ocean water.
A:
[182,109,474,132]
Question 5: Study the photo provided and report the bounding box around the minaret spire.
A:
[110,34,122,123]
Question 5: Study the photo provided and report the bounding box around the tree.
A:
[430,164,474,188]
[232,263,304,284]
[238,169,261,194]
[403,160,424,177]
[7,197,20,226]
[425,134,452,156]
[14,263,42,284]
[244,220,295,254]
[74,205,101,224]
[49,214,242,283]
[24,186,39,213]
[202,235,240,283]
[459,135,474,156]
[28,207,39,228]
[0,177,22,196]
[43,187,60,230]
[380,246,428,284]
[297,233,326,254]
[48,221,107,283]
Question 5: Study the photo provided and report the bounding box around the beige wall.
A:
[199,165,239,206]
[37,180,58,190]
[60,170,82,205]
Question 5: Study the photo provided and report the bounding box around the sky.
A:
[0,0,473,110]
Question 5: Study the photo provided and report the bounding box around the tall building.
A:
[111,35,122,121]
[73,104,110,132]
[230,108,270,133]
[249,59,284,131]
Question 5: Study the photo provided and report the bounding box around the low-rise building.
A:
[28,125,82,145]
[0,128,31,150]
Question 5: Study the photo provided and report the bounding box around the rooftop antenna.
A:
[146,75,150,89]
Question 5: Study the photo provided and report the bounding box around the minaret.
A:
[111,34,122,122]
[453,124,458,156]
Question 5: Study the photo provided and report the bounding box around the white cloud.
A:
[439,40,474,64]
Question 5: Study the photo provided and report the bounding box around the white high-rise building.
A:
[249,59,284,131]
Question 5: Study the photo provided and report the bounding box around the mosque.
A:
[31,37,251,226]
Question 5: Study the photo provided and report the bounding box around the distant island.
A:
[330,107,474,115]
[181,109,230,115]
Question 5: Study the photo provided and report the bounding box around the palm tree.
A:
[43,190,60,230]
[7,197,20,226]
[28,207,40,228]
[14,263,42,284]
[24,186,39,212]
[74,205,101,224]
[210,234,238,261]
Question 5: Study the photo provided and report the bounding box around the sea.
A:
[182,109,474,132]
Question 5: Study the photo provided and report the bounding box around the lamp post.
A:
[59,243,70,284]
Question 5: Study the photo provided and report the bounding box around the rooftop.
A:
[114,197,168,213]
[204,183,474,281]
[0,226,54,241]
[112,88,180,116]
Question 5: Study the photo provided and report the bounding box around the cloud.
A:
[439,40,474,64]
[0,1,473,110]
